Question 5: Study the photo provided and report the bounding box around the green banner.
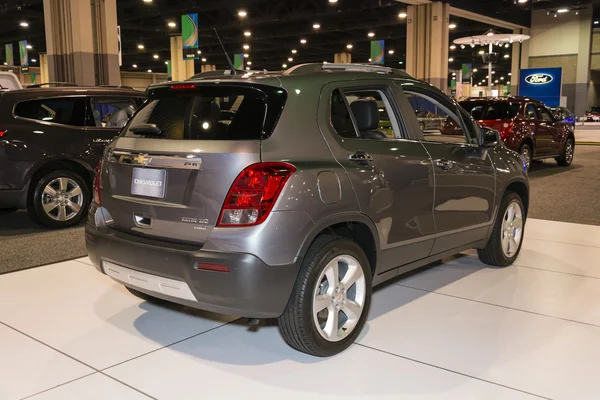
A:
[370,40,385,65]
[181,13,199,60]
[166,60,172,80]
[19,40,28,67]
[5,44,13,67]
[233,54,244,69]
[461,63,472,83]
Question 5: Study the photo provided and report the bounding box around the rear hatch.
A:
[459,100,521,133]
[100,82,287,245]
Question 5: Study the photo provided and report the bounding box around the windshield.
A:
[123,85,287,140]
[460,101,521,120]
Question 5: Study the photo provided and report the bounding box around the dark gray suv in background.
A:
[86,64,529,357]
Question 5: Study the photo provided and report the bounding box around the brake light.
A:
[500,122,514,142]
[93,159,103,206]
[218,162,296,227]
[0,130,6,137]
[170,84,196,90]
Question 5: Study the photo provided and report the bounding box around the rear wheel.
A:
[278,235,372,357]
[556,137,574,166]
[519,144,532,171]
[478,192,525,267]
[29,170,90,229]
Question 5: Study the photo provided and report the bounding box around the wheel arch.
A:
[27,159,94,199]
[505,180,529,217]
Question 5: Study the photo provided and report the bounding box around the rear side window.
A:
[88,97,141,128]
[14,97,87,126]
[460,101,520,120]
[124,85,287,140]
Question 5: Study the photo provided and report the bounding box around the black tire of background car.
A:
[126,287,169,305]
[278,235,372,357]
[478,191,525,267]
[556,137,574,167]
[29,169,91,229]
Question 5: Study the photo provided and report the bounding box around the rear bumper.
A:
[85,222,302,319]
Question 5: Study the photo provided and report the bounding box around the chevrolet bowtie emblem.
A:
[134,154,150,166]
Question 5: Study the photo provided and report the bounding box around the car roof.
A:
[1,86,144,98]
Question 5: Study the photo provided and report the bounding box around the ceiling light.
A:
[495,80,499,83]
[247,61,252,65]
[479,50,485,55]
[20,21,29,27]
[595,21,599,25]
[167,21,176,28]
[507,81,511,84]
[288,57,293,62]
[282,64,288,68]
[508,72,512,76]
[148,69,152,73]
[505,43,510,48]
[399,61,404,65]
[398,12,407,19]
[504,54,510,58]
[452,72,456,76]
[450,45,456,50]
[368,32,375,37]
[153,54,159,59]
[138,44,145,49]
[347,44,353,49]
[313,23,321,29]
[165,61,168,65]
[449,23,457,29]
[292,49,297,54]
[448,57,454,62]
[324,61,328,64]
[500,77,505,80]
[243,44,250,50]
[329,0,338,3]
[201,57,207,62]
[246,67,251,70]
[238,10,247,17]
[31,59,36,62]
[244,31,251,36]
[388,50,395,54]
[26,44,32,49]
[473,68,478,72]
[133,64,138,68]
[492,71,496,74]
[518,0,527,3]
[460,45,466,49]
[300,39,307,44]
[197,50,202,54]
[244,53,249,58]
[143,0,152,2]
[369,58,372,62]
[557,8,569,13]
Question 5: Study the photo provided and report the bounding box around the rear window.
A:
[460,101,521,121]
[123,85,287,140]
[14,97,87,126]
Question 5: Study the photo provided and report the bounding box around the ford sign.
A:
[525,73,553,85]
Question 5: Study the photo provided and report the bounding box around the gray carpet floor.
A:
[0,145,598,274]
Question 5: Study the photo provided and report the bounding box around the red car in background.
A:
[460,97,575,169]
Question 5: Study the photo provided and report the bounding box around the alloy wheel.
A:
[41,177,84,222]
[501,201,524,258]
[565,140,574,164]
[521,147,531,170]
[312,255,367,342]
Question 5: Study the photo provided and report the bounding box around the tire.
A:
[519,143,532,171]
[278,235,372,357]
[28,169,91,229]
[126,286,169,305]
[478,192,526,267]
[556,137,574,167]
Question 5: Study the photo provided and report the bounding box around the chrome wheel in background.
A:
[312,254,366,342]
[520,146,532,170]
[41,177,84,222]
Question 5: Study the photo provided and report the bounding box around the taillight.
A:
[217,162,296,227]
[93,159,103,206]
[500,122,514,142]
[0,130,6,137]
[170,84,196,90]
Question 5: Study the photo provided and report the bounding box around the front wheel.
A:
[556,137,574,166]
[478,192,525,267]
[519,144,532,171]
[278,236,372,357]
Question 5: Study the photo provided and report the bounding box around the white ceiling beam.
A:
[449,6,528,31]
[394,0,431,5]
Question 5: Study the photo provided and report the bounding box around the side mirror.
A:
[481,127,500,147]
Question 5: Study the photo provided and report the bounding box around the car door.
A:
[530,103,554,155]
[320,81,435,274]
[537,104,564,155]
[399,82,496,255]
[84,96,141,163]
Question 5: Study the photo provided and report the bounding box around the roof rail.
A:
[99,85,135,89]
[187,69,273,80]
[283,63,408,77]
[27,82,78,88]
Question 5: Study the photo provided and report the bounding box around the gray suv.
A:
[86,64,529,357]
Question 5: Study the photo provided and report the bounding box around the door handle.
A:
[348,152,374,162]
[435,159,452,171]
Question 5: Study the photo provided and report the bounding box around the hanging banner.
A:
[19,40,29,73]
[461,63,472,83]
[370,40,385,65]
[233,54,244,70]
[181,13,199,60]
[166,60,172,81]
[117,25,122,66]
[5,43,14,67]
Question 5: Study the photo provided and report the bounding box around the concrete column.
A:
[201,64,216,73]
[170,36,196,81]
[406,1,449,92]
[334,53,352,64]
[39,53,49,84]
[527,8,593,115]
[510,28,530,95]
[43,0,120,86]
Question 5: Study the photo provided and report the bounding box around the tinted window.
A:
[525,104,537,120]
[404,91,476,145]
[460,101,520,120]
[590,106,600,113]
[89,97,140,128]
[124,86,286,140]
[14,97,86,126]
[536,106,554,123]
